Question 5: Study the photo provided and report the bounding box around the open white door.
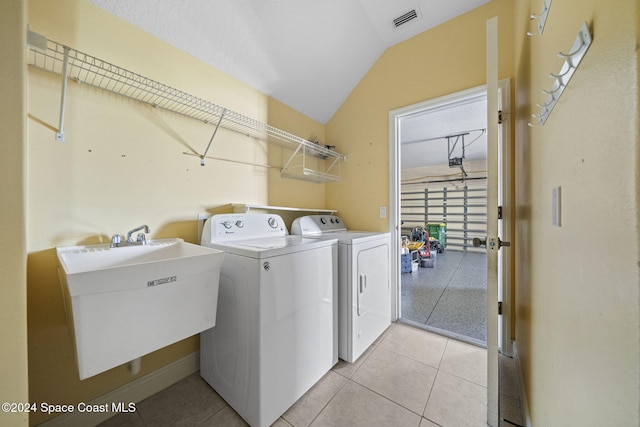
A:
[498,79,513,358]
[485,16,508,427]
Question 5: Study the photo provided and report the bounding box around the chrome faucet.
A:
[126,225,150,243]
[111,225,150,247]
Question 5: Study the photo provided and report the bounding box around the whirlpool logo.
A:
[147,276,177,287]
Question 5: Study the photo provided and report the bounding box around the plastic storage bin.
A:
[401,251,419,273]
[427,223,446,251]
[427,223,446,244]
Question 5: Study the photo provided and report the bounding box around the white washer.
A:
[291,215,390,363]
[200,213,337,427]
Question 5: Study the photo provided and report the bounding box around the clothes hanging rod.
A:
[182,152,272,169]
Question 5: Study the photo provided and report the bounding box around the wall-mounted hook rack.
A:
[529,22,592,127]
[527,0,552,36]
[26,29,346,183]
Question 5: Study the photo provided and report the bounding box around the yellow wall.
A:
[267,97,327,209]
[26,1,325,425]
[327,0,639,424]
[1,1,29,426]
[326,0,515,232]
[512,0,639,424]
[17,0,640,425]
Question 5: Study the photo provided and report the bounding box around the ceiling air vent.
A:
[392,9,419,29]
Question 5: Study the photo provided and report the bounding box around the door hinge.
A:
[498,206,503,220]
[498,301,503,315]
[498,110,503,125]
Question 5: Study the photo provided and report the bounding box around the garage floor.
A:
[401,250,487,346]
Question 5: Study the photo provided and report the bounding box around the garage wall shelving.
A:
[401,185,487,250]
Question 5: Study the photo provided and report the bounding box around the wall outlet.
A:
[379,206,387,218]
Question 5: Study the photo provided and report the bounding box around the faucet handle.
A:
[110,234,123,247]
[136,233,147,244]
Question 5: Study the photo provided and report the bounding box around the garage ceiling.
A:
[87,0,490,125]
[401,95,487,169]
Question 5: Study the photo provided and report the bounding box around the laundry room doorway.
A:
[388,79,511,351]
[396,87,489,346]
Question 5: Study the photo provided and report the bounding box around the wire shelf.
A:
[27,32,346,182]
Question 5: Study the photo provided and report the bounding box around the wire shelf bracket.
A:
[200,109,227,166]
[55,46,70,141]
[529,22,592,126]
[26,29,346,182]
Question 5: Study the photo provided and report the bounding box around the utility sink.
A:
[57,238,224,380]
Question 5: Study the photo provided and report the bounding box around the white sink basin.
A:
[57,238,224,380]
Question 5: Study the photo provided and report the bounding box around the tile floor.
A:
[402,250,487,345]
[99,323,523,427]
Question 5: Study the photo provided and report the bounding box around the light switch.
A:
[379,206,387,218]
[552,187,561,227]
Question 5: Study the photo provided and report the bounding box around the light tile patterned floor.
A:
[99,323,522,427]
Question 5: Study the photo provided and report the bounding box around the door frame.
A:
[388,80,511,352]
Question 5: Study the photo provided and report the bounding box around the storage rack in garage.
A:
[26,30,346,183]
[401,186,487,250]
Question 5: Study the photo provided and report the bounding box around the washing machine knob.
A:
[235,220,244,228]
[320,217,327,224]
[267,217,279,229]
[222,220,232,229]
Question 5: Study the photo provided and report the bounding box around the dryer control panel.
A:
[291,215,348,235]
[202,214,287,243]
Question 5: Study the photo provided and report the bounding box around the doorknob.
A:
[473,237,510,249]
[472,237,486,247]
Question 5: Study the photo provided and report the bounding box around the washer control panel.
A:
[202,213,286,243]
[291,215,347,235]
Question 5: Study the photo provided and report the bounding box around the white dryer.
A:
[200,214,337,427]
[291,215,390,363]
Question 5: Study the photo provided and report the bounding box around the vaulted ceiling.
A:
[88,0,490,125]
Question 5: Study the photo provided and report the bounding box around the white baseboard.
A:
[513,342,532,427]
[38,352,199,427]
